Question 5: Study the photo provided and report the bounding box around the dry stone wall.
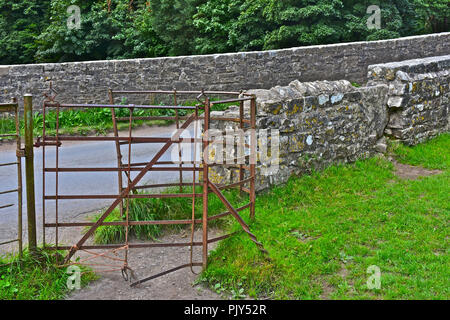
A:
[0,32,448,191]
[367,55,450,145]
[0,32,449,109]
[211,80,389,190]
[210,55,449,191]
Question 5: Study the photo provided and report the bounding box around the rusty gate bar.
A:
[0,99,23,258]
[108,89,125,218]
[42,136,201,142]
[38,87,266,284]
[44,203,250,228]
[63,113,198,263]
[202,96,210,269]
[239,98,245,196]
[44,103,197,110]
[173,89,184,192]
[249,96,257,219]
[48,233,235,251]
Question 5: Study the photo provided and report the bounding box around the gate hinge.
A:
[34,137,62,148]
[16,148,25,157]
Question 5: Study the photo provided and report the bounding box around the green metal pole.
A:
[24,94,37,253]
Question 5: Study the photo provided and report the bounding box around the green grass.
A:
[195,134,450,299]
[4,134,446,300]
[389,133,449,170]
[91,187,249,244]
[0,248,96,300]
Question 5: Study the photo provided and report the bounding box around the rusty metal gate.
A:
[0,99,23,259]
[37,87,266,285]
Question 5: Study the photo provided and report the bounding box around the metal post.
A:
[239,100,244,196]
[42,100,46,248]
[24,94,37,252]
[14,98,23,258]
[202,98,210,270]
[174,89,183,192]
[250,96,256,219]
[55,102,60,249]
[109,89,125,218]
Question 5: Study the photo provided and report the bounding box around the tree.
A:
[0,0,50,64]
[35,0,166,62]
[262,0,347,49]
[36,0,134,62]
[192,0,425,53]
[340,0,410,42]
[413,0,449,34]
[0,0,447,64]
[112,1,168,59]
[192,0,241,54]
[150,0,205,56]
[228,0,272,51]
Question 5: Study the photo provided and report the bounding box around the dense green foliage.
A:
[35,0,165,62]
[0,0,50,64]
[0,0,448,64]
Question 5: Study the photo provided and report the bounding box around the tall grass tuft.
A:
[91,187,249,244]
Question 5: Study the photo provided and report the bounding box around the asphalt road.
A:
[0,124,198,246]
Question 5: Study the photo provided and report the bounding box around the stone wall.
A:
[210,54,449,191]
[210,80,389,191]
[0,31,448,191]
[0,32,449,108]
[367,55,450,145]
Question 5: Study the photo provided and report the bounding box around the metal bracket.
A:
[34,137,62,148]
[43,82,58,103]
[16,148,25,158]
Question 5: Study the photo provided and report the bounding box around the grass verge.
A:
[196,133,449,299]
[0,248,96,300]
[389,133,449,170]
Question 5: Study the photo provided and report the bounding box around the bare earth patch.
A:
[392,161,442,180]
[67,230,223,300]
[319,281,334,300]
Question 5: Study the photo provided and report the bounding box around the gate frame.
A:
[38,88,266,285]
[0,99,23,259]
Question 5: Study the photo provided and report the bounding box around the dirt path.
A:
[57,223,224,300]
[67,229,223,300]
[392,160,442,180]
